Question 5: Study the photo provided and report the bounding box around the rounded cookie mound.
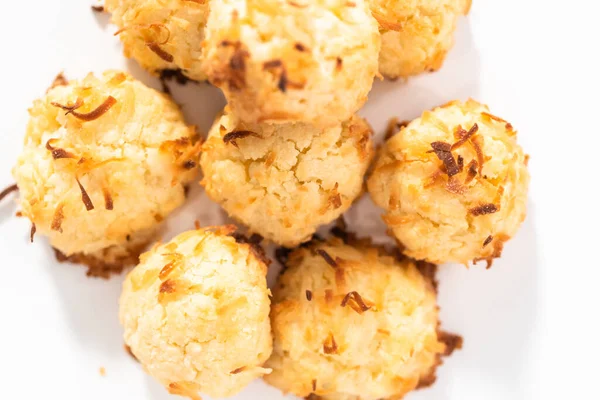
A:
[105,0,209,81]
[202,0,380,127]
[368,99,530,265]
[12,71,200,273]
[120,227,273,399]
[265,236,454,400]
[372,0,470,79]
[200,108,374,247]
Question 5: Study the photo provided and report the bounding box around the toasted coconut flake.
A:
[46,139,76,160]
[305,290,313,301]
[182,159,196,169]
[230,366,246,374]
[51,98,83,114]
[465,160,478,184]
[124,345,139,362]
[223,130,260,148]
[56,97,117,121]
[147,42,174,62]
[335,265,345,287]
[76,178,94,211]
[316,249,337,268]
[323,333,338,354]
[159,279,177,294]
[0,183,18,202]
[30,223,36,243]
[167,382,202,400]
[429,141,460,177]
[438,331,464,356]
[278,69,288,92]
[51,204,65,232]
[372,10,402,30]
[312,379,317,392]
[328,183,342,210]
[335,57,343,71]
[469,203,498,216]
[457,155,464,172]
[294,42,307,52]
[481,112,512,130]
[470,135,485,174]
[341,291,371,314]
[451,124,478,150]
[263,59,283,69]
[446,176,467,195]
[483,235,493,247]
[48,72,68,92]
[91,5,104,12]
[102,188,113,210]
[287,0,308,7]
[159,262,177,281]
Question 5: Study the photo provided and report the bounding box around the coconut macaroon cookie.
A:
[12,71,200,276]
[105,0,209,81]
[202,0,380,127]
[266,236,459,399]
[371,0,471,79]
[200,108,374,247]
[368,99,529,265]
[120,226,273,399]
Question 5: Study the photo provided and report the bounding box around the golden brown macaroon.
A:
[202,0,380,127]
[200,108,374,247]
[266,236,458,399]
[119,226,273,399]
[105,0,209,81]
[368,99,529,265]
[371,0,471,79]
[12,71,200,276]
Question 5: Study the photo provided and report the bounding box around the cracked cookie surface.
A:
[12,71,199,263]
[119,227,273,399]
[200,108,374,247]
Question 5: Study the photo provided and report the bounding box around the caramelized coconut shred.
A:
[483,235,493,247]
[230,366,246,374]
[222,130,260,147]
[316,249,337,268]
[46,139,76,160]
[429,141,461,176]
[469,203,498,216]
[30,223,36,243]
[103,188,114,210]
[0,183,18,202]
[147,42,174,62]
[323,333,338,354]
[305,289,313,301]
[341,291,371,314]
[52,96,117,121]
[76,178,95,211]
[51,204,65,232]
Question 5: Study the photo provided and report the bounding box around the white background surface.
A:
[0,0,598,399]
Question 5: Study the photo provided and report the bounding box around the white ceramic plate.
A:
[0,1,598,399]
